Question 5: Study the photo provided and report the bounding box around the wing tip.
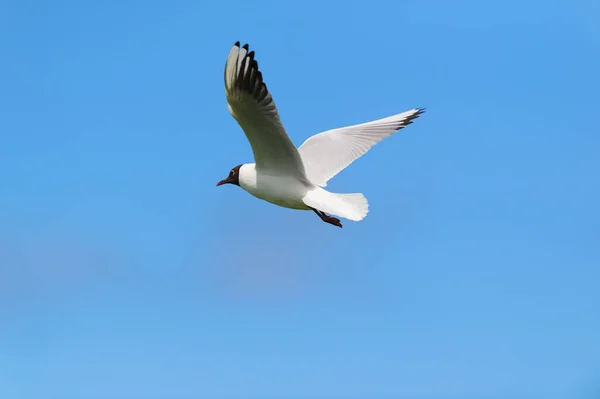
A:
[225,42,274,108]
[232,41,250,51]
[413,107,426,117]
[403,107,426,127]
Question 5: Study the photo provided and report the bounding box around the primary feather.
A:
[298,108,425,186]
[224,42,306,176]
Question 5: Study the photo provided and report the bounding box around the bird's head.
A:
[216,164,242,187]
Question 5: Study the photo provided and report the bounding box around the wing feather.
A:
[224,42,305,175]
[298,108,425,186]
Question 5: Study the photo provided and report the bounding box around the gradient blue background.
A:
[1,0,599,398]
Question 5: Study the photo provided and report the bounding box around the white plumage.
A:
[217,42,425,228]
[298,109,425,187]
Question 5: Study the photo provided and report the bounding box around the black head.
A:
[216,164,242,187]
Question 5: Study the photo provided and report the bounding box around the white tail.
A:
[303,188,369,222]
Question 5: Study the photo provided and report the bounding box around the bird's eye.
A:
[230,170,234,176]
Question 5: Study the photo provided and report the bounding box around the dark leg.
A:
[311,208,343,228]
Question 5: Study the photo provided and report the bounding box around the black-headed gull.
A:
[217,42,425,228]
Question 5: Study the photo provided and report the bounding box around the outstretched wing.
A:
[224,42,305,176]
[298,108,425,186]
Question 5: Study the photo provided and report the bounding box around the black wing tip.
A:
[396,107,426,129]
[410,107,426,121]
[233,41,251,51]
[231,42,272,106]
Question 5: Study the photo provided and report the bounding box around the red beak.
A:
[216,180,226,186]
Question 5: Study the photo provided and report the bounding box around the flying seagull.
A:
[217,42,424,228]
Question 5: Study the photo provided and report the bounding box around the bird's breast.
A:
[238,166,310,210]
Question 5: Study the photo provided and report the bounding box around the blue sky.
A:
[1,0,599,398]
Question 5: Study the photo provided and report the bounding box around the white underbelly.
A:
[240,170,311,210]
